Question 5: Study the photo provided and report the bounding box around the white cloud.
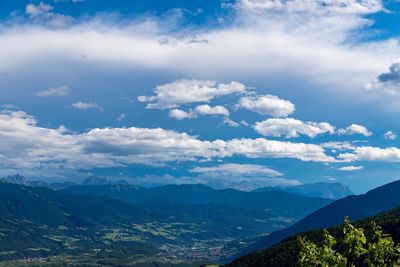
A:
[225,138,335,162]
[240,120,250,127]
[234,0,384,14]
[1,3,398,106]
[138,80,246,109]
[322,141,356,152]
[189,163,302,190]
[128,172,301,190]
[339,146,400,162]
[338,165,363,171]
[169,108,195,120]
[223,117,241,127]
[36,85,70,97]
[236,95,295,117]
[188,163,304,190]
[71,102,103,111]
[384,130,397,140]
[26,3,54,17]
[0,110,335,175]
[338,124,372,136]
[194,104,230,116]
[169,105,230,120]
[190,163,283,177]
[25,3,73,28]
[254,118,335,138]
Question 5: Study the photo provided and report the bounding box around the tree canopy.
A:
[299,218,400,267]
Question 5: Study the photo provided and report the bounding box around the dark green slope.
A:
[0,182,166,260]
[232,180,400,264]
[227,207,400,267]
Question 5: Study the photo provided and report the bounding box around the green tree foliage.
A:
[299,218,400,267]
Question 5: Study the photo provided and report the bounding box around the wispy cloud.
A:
[338,165,363,171]
[25,2,73,28]
[36,85,70,97]
[71,102,103,111]
[190,163,283,177]
[233,0,384,14]
[384,131,397,141]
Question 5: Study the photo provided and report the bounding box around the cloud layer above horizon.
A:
[1,0,400,192]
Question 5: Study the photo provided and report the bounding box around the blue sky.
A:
[1,0,400,193]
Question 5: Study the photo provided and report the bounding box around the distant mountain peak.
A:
[81,176,131,186]
[0,174,75,190]
[2,174,29,185]
[82,176,112,186]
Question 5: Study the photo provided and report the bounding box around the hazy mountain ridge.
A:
[253,182,353,199]
[2,174,353,199]
[0,174,77,190]
[62,183,332,219]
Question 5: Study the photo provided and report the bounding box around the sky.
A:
[1,0,400,193]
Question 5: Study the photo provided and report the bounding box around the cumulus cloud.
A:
[366,60,400,94]
[254,118,335,138]
[338,165,363,171]
[384,130,397,140]
[169,105,230,120]
[0,110,336,175]
[234,0,384,14]
[225,138,335,162]
[195,104,230,116]
[339,146,400,162]
[25,2,73,28]
[36,85,70,97]
[169,108,195,120]
[26,2,53,17]
[338,124,372,136]
[138,80,246,109]
[71,102,103,111]
[236,94,295,117]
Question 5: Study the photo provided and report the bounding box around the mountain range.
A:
[1,174,353,199]
[0,179,332,265]
[2,174,398,266]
